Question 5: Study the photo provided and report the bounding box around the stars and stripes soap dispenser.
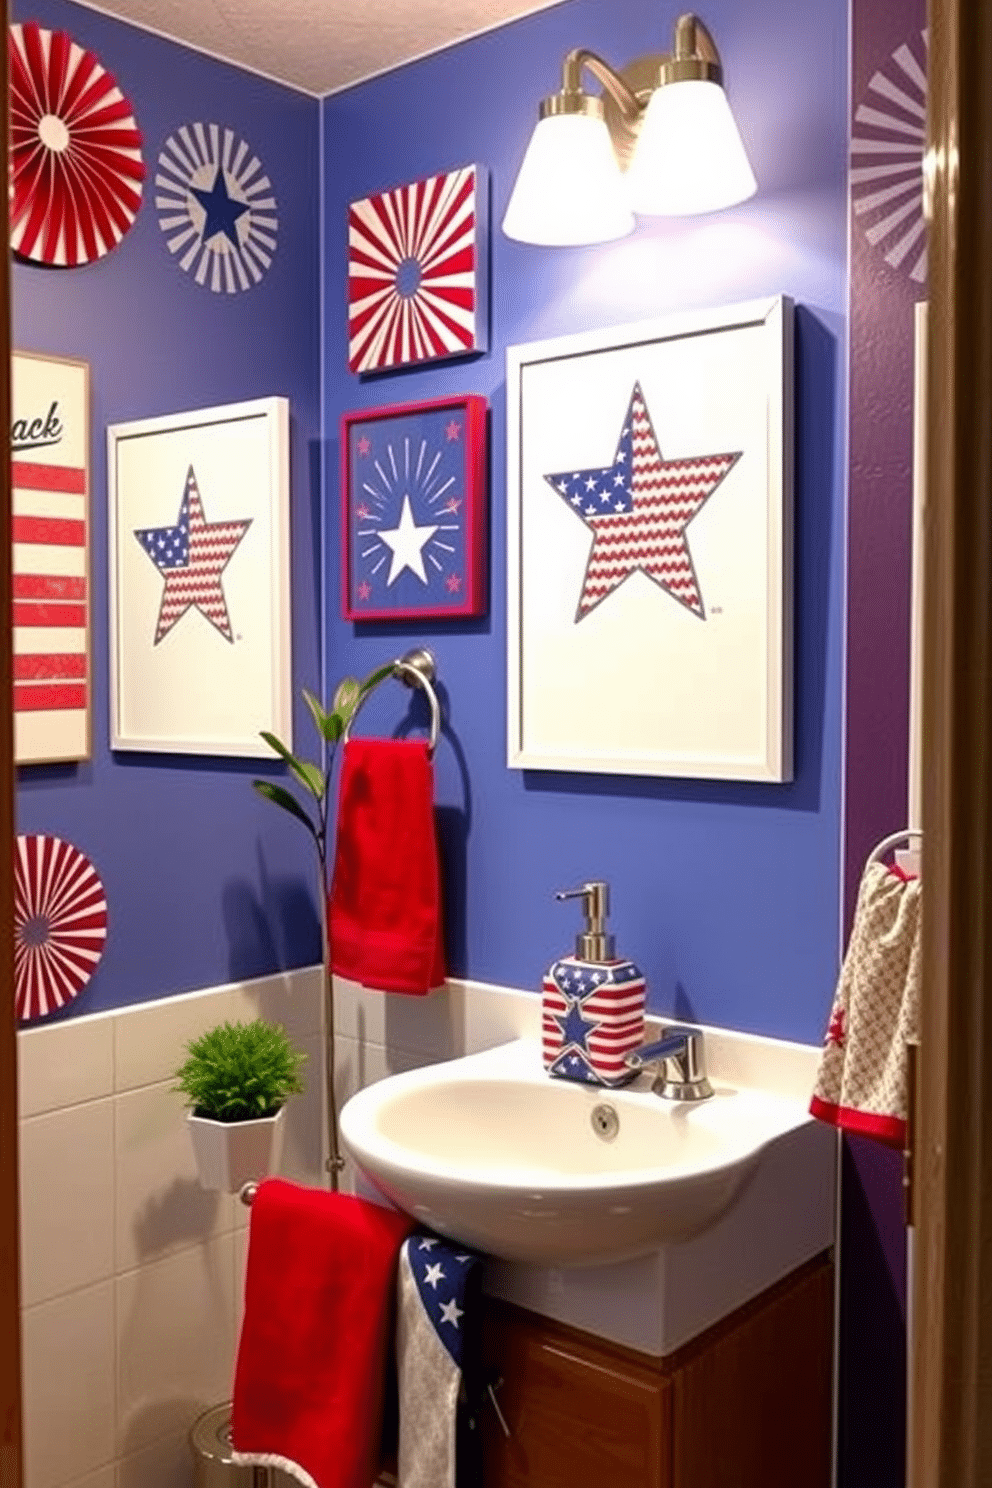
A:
[542,882,646,1087]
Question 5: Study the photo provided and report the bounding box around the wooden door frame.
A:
[0,0,20,1478]
[912,0,992,1482]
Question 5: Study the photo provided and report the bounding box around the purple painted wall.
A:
[838,3,927,1484]
[320,0,848,1049]
[12,0,323,1015]
[845,6,926,915]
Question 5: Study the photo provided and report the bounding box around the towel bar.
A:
[867,827,922,865]
[342,646,441,756]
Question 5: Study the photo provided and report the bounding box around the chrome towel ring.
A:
[867,827,922,866]
[342,646,441,757]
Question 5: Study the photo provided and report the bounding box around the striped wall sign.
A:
[11,351,90,764]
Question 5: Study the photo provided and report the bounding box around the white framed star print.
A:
[341,395,488,620]
[507,297,794,782]
[108,397,291,756]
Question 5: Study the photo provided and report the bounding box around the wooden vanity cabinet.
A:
[479,1300,672,1487]
[479,1252,833,1488]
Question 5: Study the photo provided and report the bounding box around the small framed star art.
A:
[506,297,794,782]
[107,397,292,756]
[341,395,488,621]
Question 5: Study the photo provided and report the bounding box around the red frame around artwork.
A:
[341,394,488,621]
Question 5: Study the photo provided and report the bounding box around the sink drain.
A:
[591,1103,620,1141]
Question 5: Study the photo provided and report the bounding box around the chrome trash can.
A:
[189,1404,268,1488]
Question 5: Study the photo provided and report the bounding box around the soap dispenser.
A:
[542,881,646,1087]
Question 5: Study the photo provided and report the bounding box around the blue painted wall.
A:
[13,0,847,1047]
[13,0,322,1015]
[320,0,848,1044]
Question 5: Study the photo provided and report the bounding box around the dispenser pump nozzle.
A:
[554,880,616,963]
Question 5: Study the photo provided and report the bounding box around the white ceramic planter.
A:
[187,1106,286,1193]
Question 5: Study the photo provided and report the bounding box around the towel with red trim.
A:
[810,860,920,1148]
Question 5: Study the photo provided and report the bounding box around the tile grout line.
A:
[19,1090,116,1124]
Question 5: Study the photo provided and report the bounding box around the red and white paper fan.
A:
[14,834,108,1021]
[9,21,145,267]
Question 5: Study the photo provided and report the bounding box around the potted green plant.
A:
[174,1017,307,1193]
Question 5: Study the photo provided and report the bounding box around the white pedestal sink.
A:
[340,1036,834,1268]
[336,987,837,1356]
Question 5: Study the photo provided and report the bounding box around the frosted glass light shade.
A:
[502,112,635,246]
[625,79,757,216]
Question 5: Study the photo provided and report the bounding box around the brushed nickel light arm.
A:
[599,12,728,170]
[661,14,723,85]
[542,48,643,123]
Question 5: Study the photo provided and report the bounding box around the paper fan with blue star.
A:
[155,123,278,293]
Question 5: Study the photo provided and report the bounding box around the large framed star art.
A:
[507,298,794,782]
[341,395,488,620]
[107,397,292,756]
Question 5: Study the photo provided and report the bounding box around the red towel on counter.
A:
[329,738,445,995]
[231,1180,413,1488]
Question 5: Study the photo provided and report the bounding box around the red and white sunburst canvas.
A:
[347,164,488,375]
[9,21,145,267]
[14,834,108,1022]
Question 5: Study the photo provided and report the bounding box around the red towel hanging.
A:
[231,1180,413,1488]
[329,738,446,995]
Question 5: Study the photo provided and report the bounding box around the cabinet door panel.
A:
[481,1310,670,1488]
[670,1260,833,1488]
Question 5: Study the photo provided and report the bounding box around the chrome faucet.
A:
[624,1025,713,1101]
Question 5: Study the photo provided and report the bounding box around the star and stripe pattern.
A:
[9,22,145,266]
[156,123,279,293]
[542,958,646,1087]
[850,29,928,286]
[134,466,251,644]
[347,164,488,374]
[545,383,742,622]
[14,834,108,1022]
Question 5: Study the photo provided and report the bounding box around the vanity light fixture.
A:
[501,11,757,246]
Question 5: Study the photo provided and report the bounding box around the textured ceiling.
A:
[71,0,568,96]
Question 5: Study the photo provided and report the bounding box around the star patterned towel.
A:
[810,860,921,1148]
[230,1181,413,1488]
[397,1234,482,1488]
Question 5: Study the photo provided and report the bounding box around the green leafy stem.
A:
[250,661,394,1188]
